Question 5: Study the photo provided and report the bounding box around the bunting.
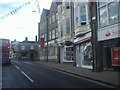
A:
[0,0,40,20]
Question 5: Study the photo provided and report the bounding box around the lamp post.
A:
[90,2,99,72]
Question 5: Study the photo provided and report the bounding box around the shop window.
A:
[64,46,73,61]
[81,42,92,66]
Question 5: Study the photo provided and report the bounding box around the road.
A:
[2,61,108,88]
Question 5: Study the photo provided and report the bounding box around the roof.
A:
[20,41,38,44]
[43,8,50,16]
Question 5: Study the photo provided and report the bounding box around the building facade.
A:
[57,1,74,63]
[39,8,49,61]
[73,2,92,69]
[97,1,120,71]
[47,2,60,62]
[13,38,39,61]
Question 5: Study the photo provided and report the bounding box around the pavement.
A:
[38,61,120,88]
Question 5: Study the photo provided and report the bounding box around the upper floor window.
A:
[98,1,119,28]
[80,4,87,25]
[56,12,58,21]
[66,4,70,9]
[55,27,58,38]
[49,17,51,25]
[109,2,119,25]
[30,46,34,50]
[52,15,55,23]
[74,5,79,28]
[52,29,55,39]
[21,46,25,50]
[49,31,52,40]
[99,5,108,27]
[66,18,70,34]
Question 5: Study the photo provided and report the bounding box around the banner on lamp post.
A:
[40,38,44,48]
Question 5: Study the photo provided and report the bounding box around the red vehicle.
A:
[0,39,11,64]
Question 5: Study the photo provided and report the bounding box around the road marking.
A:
[14,65,20,70]
[21,71,34,83]
[45,66,116,88]
[13,63,34,83]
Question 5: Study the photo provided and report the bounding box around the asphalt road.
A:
[2,61,108,88]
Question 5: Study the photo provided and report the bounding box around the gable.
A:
[48,2,58,17]
[40,9,48,23]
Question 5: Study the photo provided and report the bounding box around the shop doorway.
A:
[103,46,113,70]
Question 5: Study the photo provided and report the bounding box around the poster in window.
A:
[111,47,120,66]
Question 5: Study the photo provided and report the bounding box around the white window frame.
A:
[98,1,120,29]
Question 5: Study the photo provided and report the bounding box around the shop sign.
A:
[40,38,44,48]
[98,28,120,41]
[111,47,120,66]
[74,32,91,44]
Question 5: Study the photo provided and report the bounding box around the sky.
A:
[0,0,52,42]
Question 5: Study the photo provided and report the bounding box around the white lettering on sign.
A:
[98,24,120,41]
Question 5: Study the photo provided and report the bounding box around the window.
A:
[99,2,106,7]
[30,46,34,50]
[99,5,108,27]
[52,15,55,23]
[49,17,51,25]
[109,2,119,24]
[44,34,47,41]
[98,1,120,28]
[80,4,86,25]
[66,4,70,9]
[74,5,79,28]
[49,31,52,40]
[21,46,25,50]
[55,27,58,38]
[56,12,58,21]
[61,23,63,36]
[52,29,55,39]
[66,18,70,34]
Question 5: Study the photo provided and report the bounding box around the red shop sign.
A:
[111,47,120,66]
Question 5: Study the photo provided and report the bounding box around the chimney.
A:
[25,37,28,41]
[35,36,37,41]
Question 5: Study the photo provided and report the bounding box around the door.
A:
[30,53,34,61]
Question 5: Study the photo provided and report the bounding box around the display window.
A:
[111,47,120,66]
[81,42,92,66]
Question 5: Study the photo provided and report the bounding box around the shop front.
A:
[74,32,93,69]
[98,24,120,71]
[59,41,74,63]
[98,38,120,71]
